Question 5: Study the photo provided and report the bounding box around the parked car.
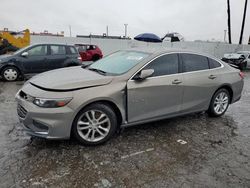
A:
[75,44,103,62]
[237,51,250,68]
[0,44,81,81]
[222,51,250,70]
[16,48,244,145]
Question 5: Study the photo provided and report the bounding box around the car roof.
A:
[123,47,210,56]
[31,43,75,47]
[75,44,96,46]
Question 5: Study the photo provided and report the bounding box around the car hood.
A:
[29,66,113,91]
[0,54,13,62]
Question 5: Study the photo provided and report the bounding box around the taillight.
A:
[77,56,82,61]
[239,72,245,79]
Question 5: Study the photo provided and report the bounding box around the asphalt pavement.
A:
[0,72,250,188]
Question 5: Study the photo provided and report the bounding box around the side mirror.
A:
[21,52,28,57]
[134,69,154,80]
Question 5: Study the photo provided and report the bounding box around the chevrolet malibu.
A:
[16,48,244,145]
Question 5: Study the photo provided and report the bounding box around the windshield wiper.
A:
[88,68,107,75]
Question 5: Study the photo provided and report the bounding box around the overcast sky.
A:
[1,0,249,44]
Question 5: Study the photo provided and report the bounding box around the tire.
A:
[72,103,118,146]
[1,66,20,81]
[207,88,230,117]
[92,55,100,62]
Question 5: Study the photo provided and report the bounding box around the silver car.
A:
[16,48,244,145]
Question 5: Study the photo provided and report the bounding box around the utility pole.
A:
[224,30,227,42]
[124,24,128,38]
[239,0,248,44]
[69,25,72,37]
[227,0,232,44]
[106,26,109,36]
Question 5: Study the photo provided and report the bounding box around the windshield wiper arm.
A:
[88,68,107,75]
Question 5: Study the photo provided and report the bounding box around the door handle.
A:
[172,79,182,85]
[208,75,217,79]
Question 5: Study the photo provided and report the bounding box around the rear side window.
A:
[69,46,78,54]
[50,45,66,55]
[181,54,209,72]
[145,54,179,77]
[208,58,221,69]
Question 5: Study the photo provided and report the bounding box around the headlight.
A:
[33,97,72,108]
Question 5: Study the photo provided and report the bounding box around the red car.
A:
[75,44,103,62]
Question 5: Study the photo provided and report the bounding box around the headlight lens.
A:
[33,97,72,108]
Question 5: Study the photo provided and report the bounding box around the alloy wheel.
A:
[213,92,229,115]
[76,110,111,142]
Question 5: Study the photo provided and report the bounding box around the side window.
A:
[144,54,179,77]
[27,45,47,56]
[248,54,250,59]
[50,45,66,55]
[181,54,209,72]
[69,46,77,54]
[208,58,221,69]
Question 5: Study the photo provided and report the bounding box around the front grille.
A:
[17,104,27,119]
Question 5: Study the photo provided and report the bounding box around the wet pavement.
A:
[0,72,250,188]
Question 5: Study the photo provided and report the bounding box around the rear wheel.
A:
[92,55,100,62]
[1,66,20,81]
[207,88,230,117]
[72,103,118,145]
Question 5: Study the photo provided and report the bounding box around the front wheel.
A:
[207,89,230,117]
[72,103,118,145]
[1,66,20,81]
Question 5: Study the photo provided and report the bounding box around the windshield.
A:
[88,51,150,75]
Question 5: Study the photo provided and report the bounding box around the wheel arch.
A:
[0,64,22,77]
[92,54,100,61]
[70,99,123,136]
[214,84,234,104]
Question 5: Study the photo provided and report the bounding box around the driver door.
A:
[21,45,48,74]
[127,53,184,123]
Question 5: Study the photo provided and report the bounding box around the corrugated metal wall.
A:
[31,35,250,58]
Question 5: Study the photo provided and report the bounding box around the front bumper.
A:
[16,93,75,139]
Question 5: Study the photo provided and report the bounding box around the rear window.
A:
[69,46,78,54]
[181,54,209,72]
[208,58,221,69]
[50,45,66,55]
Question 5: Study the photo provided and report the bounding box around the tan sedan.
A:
[16,48,244,145]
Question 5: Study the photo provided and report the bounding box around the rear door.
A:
[46,45,67,70]
[21,45,48,74]
[179,53,221,113]
[127,53,184,123]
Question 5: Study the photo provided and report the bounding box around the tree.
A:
[239,0,248,44]
[227,0,232,44]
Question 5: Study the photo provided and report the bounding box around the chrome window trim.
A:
[128,51,224,81]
